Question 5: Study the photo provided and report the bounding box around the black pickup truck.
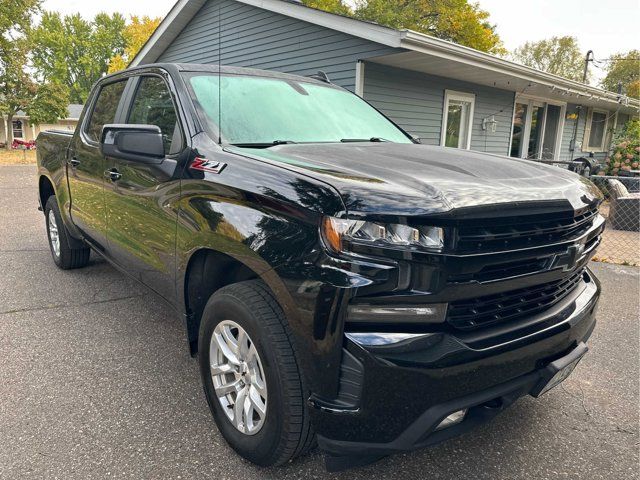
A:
[37,63,604,471]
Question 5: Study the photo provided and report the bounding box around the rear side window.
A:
[127,76,183,155]
[85,80,127,142]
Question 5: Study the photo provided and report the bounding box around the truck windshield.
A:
[183,73,412,146]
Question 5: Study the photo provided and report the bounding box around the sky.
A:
[476,0,640,83]
[42,0,639,83]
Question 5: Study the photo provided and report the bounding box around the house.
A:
[131,0,639,163]
[0,104,83,146]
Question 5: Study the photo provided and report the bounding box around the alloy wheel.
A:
[209,320,268,435]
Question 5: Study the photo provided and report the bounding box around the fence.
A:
[589,176,640,266]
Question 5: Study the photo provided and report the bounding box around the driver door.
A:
[104,74,186,302]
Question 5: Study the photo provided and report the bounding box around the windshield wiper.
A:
[340,137,390,143]
[230,140,296,148]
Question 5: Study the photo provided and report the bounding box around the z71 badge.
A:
[189,157,226,174]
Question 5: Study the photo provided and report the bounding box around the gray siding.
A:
[156,0,399,91]
[362,62,515,155]
[558,104,584,161]
[559,103,617,162]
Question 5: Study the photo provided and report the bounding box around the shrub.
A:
[605,119,640,175]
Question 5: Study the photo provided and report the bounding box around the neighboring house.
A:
[0,104,83,145]
[131,0,639,163]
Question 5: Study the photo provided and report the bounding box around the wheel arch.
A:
[38,174,56,211]
[182,248,296,357]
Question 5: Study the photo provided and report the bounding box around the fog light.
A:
[347,303,448,324]
[435,409,467,431]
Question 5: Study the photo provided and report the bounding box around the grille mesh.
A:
[455,206,599,253]
[447,269,585,330]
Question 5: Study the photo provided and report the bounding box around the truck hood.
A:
[227,143,602,216]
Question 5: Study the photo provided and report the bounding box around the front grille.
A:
[447,269,585,330]
[455,205,599,253]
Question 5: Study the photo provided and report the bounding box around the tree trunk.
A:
[5,114,13,150]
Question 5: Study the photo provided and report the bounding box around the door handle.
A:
[68,157,80,167]
[105,168,122,182]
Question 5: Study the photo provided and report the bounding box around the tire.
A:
[44,196,90,270]
[198,280,315,467]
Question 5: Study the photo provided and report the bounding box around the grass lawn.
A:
[0,148,36,165]
[0,149,37,165]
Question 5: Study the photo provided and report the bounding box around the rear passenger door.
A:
[69,79,128,249]
[104,74,186,302]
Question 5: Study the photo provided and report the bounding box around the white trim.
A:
[355,61,365,97]
[441,90,475,150]
[583,108,610,152]
[11,119,24,140]
[553,104,567,161]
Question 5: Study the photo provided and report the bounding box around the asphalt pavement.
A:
[1,165,638,479]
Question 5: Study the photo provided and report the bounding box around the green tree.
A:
[0,0,69,149]
[303,0,351,16]
[511,36,585,82]
[109,16,162,73]
[0,0,40,59]
[30,11,126,103]
[301,0,505,55]
[601,50,640,99]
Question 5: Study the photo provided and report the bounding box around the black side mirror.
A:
[100,124,164,163]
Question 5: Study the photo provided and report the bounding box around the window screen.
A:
[588,111,607,150]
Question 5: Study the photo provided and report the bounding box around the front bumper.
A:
[311,269,600,468]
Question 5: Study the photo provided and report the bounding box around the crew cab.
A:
[36,63,604,471]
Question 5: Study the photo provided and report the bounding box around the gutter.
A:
[400,30,639,110]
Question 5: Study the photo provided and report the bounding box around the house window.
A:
[509,97,565,160]
[12,120,23,139]
[584,109,609,152]
[441,90,475,149]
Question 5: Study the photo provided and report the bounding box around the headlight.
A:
[321,216,444,253]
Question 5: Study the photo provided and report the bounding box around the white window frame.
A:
[12,119,24,139]
[583,108,610,152]
[441,90,475,150]
[355,61,365,98]
[509,94,566,161]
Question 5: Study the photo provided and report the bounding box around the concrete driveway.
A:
[1,165,638,479]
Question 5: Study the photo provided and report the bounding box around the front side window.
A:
[585,109,609,152]
[441,90,475,149]
[183,73,412,145]
[127,76,182,155]
[12,120,23,139]
[85,80,127,142]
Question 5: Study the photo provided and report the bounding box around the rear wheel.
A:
[45,196,90,269]
[198,280,315,466]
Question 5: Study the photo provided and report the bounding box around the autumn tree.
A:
[511,36,585,82]
[601,50,640,99]
[30,12,126,103]
[301,0,505,54]
[0,0,69,149]
[109,16,162,73]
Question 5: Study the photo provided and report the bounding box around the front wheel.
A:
[45,196,90,269]
[198,280,315,466]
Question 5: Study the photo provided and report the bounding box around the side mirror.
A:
[100,124,164,163]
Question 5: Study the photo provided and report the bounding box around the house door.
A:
[510,99,565,160]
